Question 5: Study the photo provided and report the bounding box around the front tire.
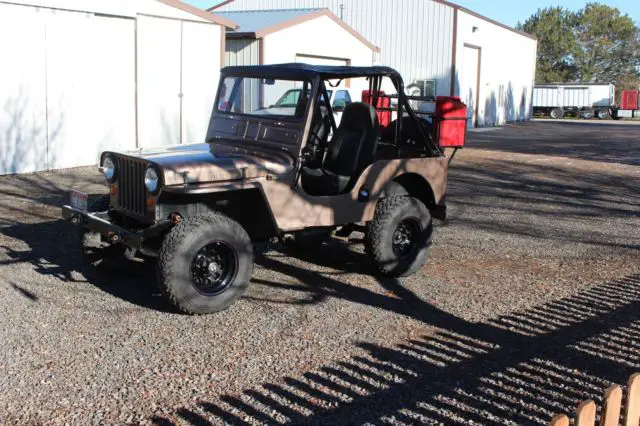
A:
[365,196,433,277]
[157,214,253,315]
[597,109,611,120]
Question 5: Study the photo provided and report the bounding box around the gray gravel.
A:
[1,121,639,425]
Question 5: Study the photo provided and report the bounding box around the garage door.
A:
[137,16,182,148]
[0,4,136,175]
[0,4,48,174]
[47,10,136,169]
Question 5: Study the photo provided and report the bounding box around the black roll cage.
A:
[218,63,443,158]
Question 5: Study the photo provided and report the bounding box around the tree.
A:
[518,7,579,83]
[574,3,640,84]
[518,3,640,87]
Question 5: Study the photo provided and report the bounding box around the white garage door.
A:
[137,16,221,148]
[0,4,47,174]
[0,4,136,175]
[295,54,348,67]
[137,16,182,148]
[47,10,136,169]
[181,21,221,145]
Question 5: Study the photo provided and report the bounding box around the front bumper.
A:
[62,205,143,249]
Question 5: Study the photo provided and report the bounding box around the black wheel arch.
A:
[156,187,279,240]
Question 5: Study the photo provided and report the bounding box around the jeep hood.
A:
[118,143,293,186]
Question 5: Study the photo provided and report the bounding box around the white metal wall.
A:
[0,3,135,174]
[454,10,537,127]
[137,16,182,148]
[0,3,48,174]
[262,14,374,104]
[216,0,454,96]
[0,2,223,174]
[137,16,222,148]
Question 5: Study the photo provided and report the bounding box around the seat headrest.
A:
[340,102,379,130]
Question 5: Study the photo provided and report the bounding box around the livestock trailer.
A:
[533,83,615,119]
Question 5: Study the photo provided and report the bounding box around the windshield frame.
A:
[215,75,315,122]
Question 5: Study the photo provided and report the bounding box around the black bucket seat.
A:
[301,102,379,196]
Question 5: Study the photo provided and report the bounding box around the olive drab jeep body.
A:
[62,63,463,314]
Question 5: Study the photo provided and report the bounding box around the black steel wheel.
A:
[157,214,253,315]
[392,217,421,258]
[190,242,238,296]
[365,196,432,277]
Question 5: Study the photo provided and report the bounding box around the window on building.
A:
[414,79,436,99]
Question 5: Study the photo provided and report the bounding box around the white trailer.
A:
[533,83,615,119]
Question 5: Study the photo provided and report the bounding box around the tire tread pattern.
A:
[157,213,253,315]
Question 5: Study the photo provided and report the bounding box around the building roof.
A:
[158,0,238,28]
[218,8,380,52]
[210,0,535,41]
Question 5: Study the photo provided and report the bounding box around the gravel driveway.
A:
[1,121,638,425]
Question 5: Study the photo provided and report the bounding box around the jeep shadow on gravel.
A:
[62,63,464,314]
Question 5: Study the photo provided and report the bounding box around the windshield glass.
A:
[217,76,313,119]
[275,89,333,107]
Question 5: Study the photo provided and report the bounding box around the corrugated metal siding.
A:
[216,0,454,95]
[219,9,321,34]
[225,38,260,66]
[224,38,260,111]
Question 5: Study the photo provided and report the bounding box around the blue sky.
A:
[187,0,639,27]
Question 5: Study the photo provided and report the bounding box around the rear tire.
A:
[365,196,432,277]
[550,108,563,119]
[157,214,253,315]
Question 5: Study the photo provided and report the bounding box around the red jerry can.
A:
[435,96,467,148]
[362,90,392,128]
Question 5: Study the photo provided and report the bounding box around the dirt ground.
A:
[0,120,638,425]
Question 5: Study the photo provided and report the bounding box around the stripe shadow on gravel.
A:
[149,272,640,426]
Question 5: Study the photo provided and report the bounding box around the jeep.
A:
[62,63,454,314]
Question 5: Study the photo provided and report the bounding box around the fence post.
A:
[624,373,640,426]
[550,414,570,426]
[600,384,623,426]
[576,400,597,426]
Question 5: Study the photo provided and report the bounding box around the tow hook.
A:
[108,233,122,244]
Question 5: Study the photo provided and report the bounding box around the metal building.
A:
[211,0,538,128]
[218,8,379,108]
[0,0,236,175]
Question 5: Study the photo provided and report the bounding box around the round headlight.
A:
[145,167,160,193]
[102,156,116,182]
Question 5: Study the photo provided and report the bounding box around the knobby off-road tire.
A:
[365,196,433,277]
[76,194,128,270]
[157,214,253,315]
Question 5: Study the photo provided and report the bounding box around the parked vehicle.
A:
[612,89,640,119]
[533,83,615,119]
[267,86,356,124]
[62,64,465,315]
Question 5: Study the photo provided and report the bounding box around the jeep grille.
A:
[116,157,147,217]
